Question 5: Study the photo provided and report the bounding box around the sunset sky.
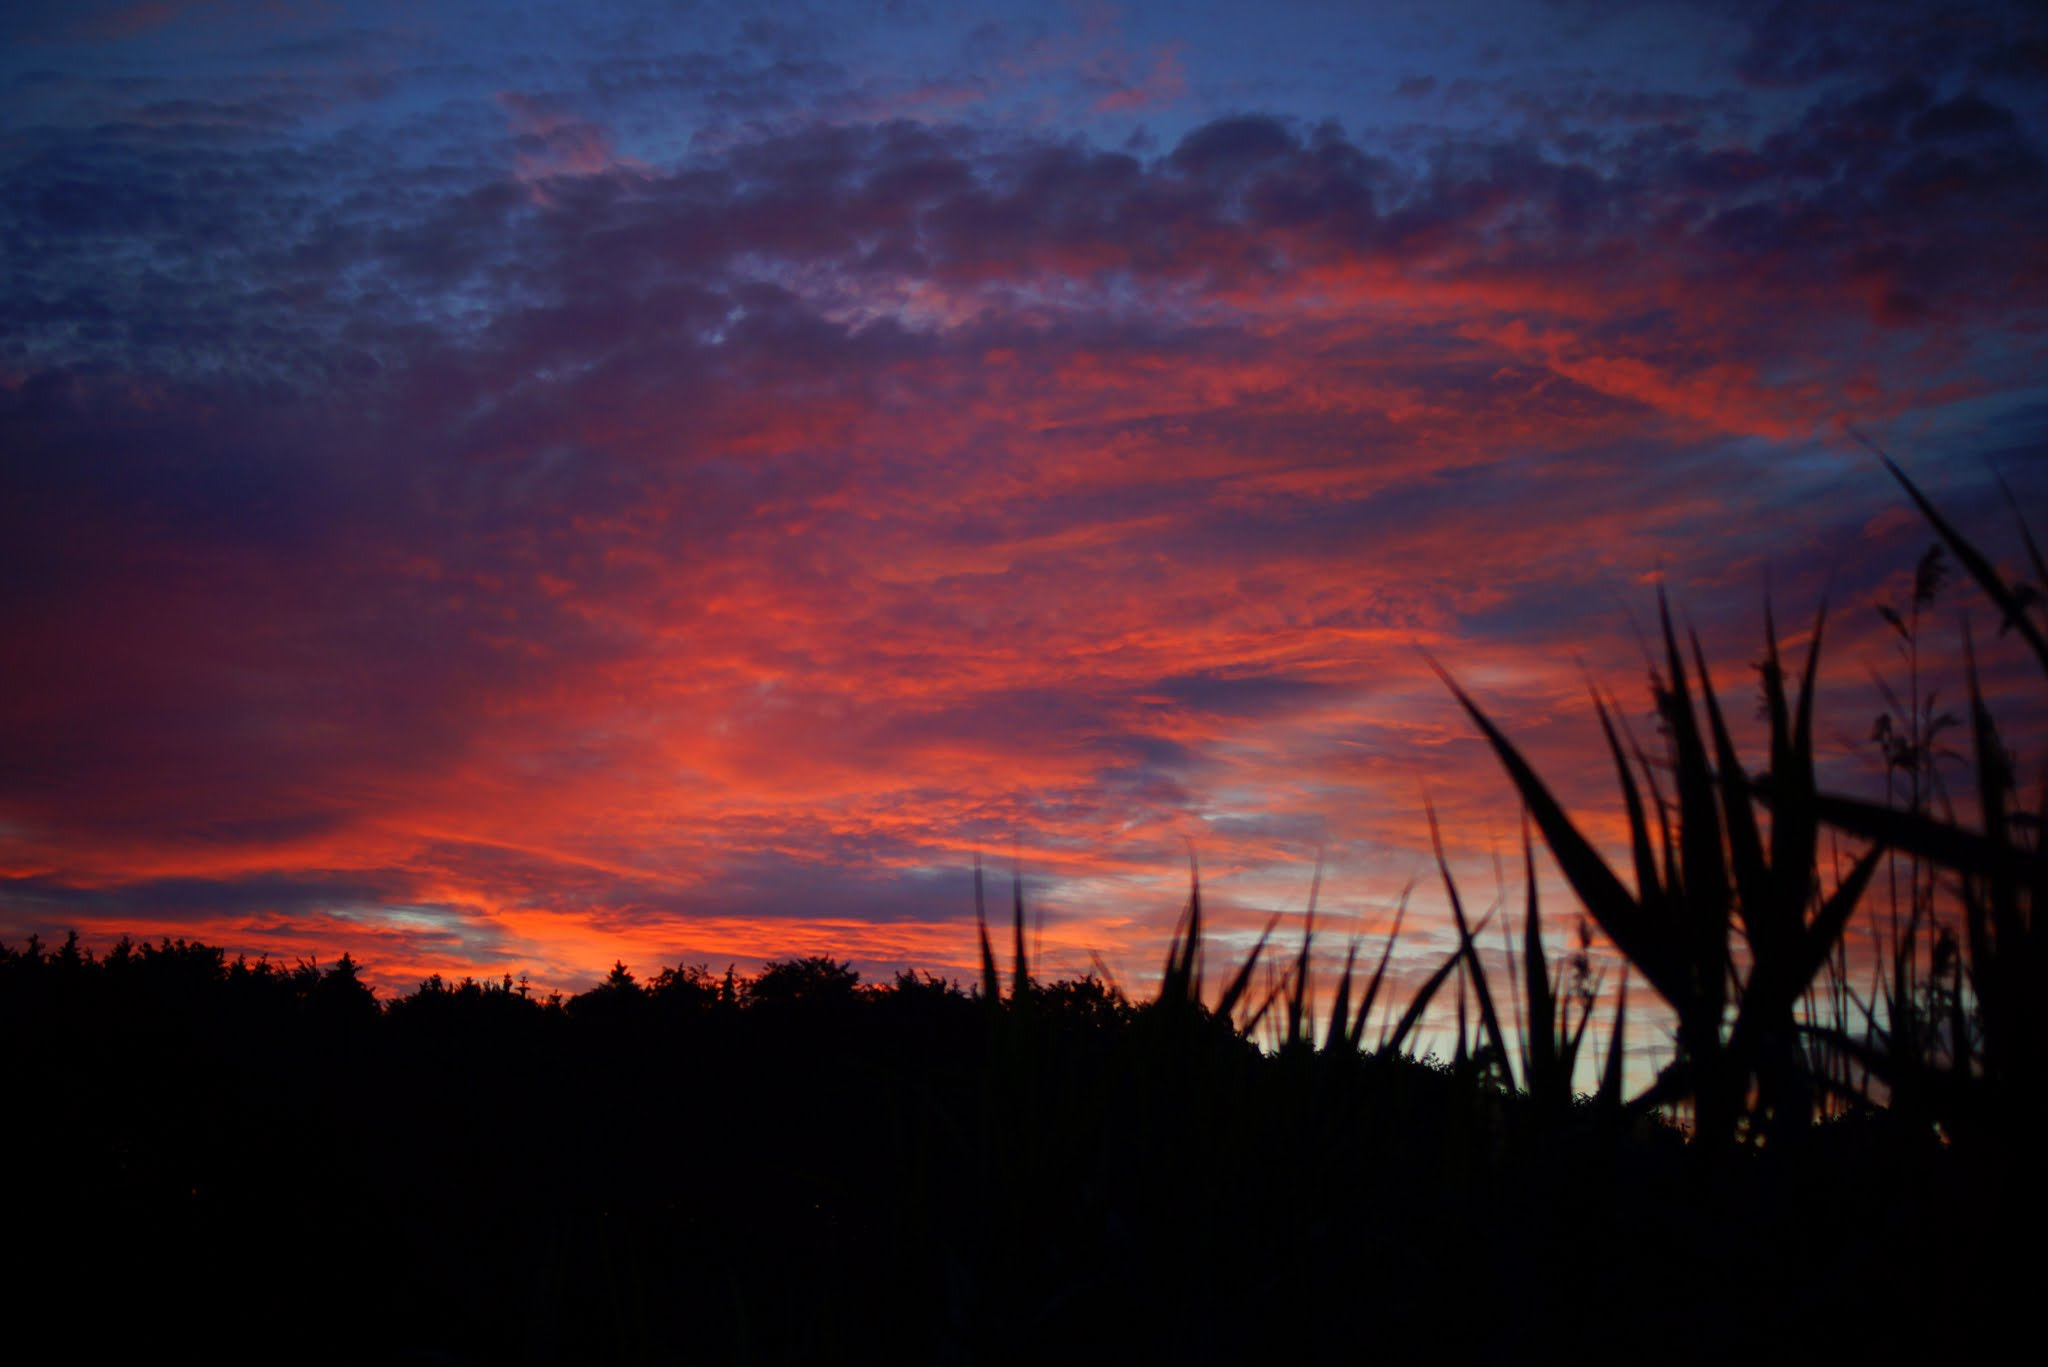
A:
[4,1,2045,1066]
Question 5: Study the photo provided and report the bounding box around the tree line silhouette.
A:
[3,917,2026,1364]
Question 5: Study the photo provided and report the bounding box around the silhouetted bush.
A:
[747,953,862,1010]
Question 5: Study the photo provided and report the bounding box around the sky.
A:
[4,1,2046,1071]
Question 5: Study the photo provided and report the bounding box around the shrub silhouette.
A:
[747,953,862,1009]
[566,959,648,1027]
[649,961,723,1016]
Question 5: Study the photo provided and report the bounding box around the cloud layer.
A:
[3,1,2045,1057]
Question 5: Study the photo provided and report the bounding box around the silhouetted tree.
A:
[649,962,720,1016]
[747,954,861,1010]
[1032,974,1135,1031]
[887,967,964,1005]
[567,959,648,1026]
[314,953,379,1023]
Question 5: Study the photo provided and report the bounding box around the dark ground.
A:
[5,938,2029,1364]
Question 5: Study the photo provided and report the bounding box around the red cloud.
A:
[4,68,2043,1098]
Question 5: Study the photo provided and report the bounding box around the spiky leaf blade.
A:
[1877,450,2048,675]
[975,857,1001,1004]
[1434,660,1684,1007]
[1521,818,1561,1105]
[1430,803,1512,1085]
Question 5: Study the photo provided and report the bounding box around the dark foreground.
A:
[5,936,2031,1365]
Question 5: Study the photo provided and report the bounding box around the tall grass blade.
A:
[1429,802,1511,1084]
[1965,626,2027,1088]
[1215,914,1282,1023]
[1592,684,1663,909]
[1385,950,1461,1057]
[1655,595,1730,1041]
[1565,966,1601,1077]
[1454,958,1470,1066]
[1768,606,1828,951]
[1728,842,1885,1081]
[1789,844,1886,1003]
[1285,905,1315,1051]
[1991,464,2048,588]
[1326,939,1360,1055]
[1691,631,1769,952]
[975,856,1001,1004]
[1797,794,2033,883]
[1158,852,1205,1007]
[1011,871,1030,1002]
[1284,859,1323,1049]
[1520,817,1560,1105]
[1353,886,1411,1051]
[1087,951,1123,1001]
[1597,970,1629,1116]
[1498,887,1524,1084]
[1871,446,2048,675]
[1244,965,1287,1040]
[1966,629,2021,955]
[1433,659,1684,1006]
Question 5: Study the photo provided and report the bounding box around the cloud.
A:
[5,1,211,45]
[2,8,2045,1015]
[1092,43,1189,114]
